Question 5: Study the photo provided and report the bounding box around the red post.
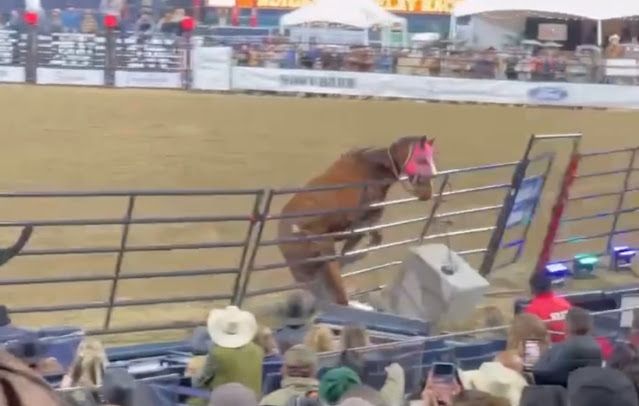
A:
[249,7,258,27]
[231,6,240,26]
[534,153,581,274]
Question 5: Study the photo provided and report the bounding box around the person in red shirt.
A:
[524,272,572,343]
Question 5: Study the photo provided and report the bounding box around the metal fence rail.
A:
[542,145,639,268]
[0,135,577,336]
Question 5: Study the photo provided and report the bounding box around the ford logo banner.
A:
[528,86,568,102]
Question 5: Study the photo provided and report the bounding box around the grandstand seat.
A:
[0,329,35,344]
[449,340,495,359]
[566,290,615,312]
[263,372,282,395]
[41,331,85,369]
[490,338,507,352]
[107,340,191,362]
[421,346,455,365]
[38,326,83,338]
[458,352,495,370]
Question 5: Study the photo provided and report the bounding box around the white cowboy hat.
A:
[207,306,257,349]
[459,362,527,406]
[609,34,621,42]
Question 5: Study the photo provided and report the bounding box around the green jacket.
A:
[190,343,264,406]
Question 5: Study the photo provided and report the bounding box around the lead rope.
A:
[387,144,415,195]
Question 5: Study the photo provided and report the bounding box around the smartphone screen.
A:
[524,339,541,368]
[429,363,458,404]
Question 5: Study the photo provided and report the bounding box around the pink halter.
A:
[402,139,435,178]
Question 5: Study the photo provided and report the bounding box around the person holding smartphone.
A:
[422,363,463,406]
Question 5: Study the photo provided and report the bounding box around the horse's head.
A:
[390,136,437,201]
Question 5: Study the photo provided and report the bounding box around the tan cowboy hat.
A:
[610,34,621,43]
[207,306,257,349]
[459,362,527,406]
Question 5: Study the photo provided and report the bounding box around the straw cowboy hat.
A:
[460,362,527,406]
[610,34,621,43]
[207,306,257,349]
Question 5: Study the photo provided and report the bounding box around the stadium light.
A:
[181,16,195,33]
[572,253,598,278]
[612,246,636,270]
[23,11,38,26]
[104,14,118,29]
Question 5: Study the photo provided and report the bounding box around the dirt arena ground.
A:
[0,84,638,344]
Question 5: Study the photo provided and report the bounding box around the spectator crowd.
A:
[0,272,638,406]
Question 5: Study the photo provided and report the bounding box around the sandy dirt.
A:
[0,85,638,343]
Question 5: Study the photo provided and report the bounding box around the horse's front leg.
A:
[316,239,349,306]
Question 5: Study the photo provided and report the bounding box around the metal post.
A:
[230,191,264,305]
[419,174,450,242]
[104,27,116,87]
[607,148,638,267]
[479,135,536,276]
[182,31,192,90]
[103,195,136,330]
[25,24,37,83]
[234,190,274,307]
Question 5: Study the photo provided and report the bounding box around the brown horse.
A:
[277,136,437,306]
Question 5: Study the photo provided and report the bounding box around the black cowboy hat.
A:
[280,291,317,327]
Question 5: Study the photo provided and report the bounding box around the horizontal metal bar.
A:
[0,189,263,198]
[581,146,639,157]
[9,293,233,314]
[554,226,639,245]
[244,283,301,298]
[576,168,637,179]
[87,321,204,336]
[568,190,624,202]
[0,267,239,286]
[18,241,246,256]
[457,248,488,256]
[0,215,252,228]
[562,206,639,223]
[343,261,403,278]
[533,133,582,140]
[272,161,520,195]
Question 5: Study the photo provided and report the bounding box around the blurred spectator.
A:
[254,326,281,361]
[6,10,21,31]
[287,396,323,406]
[0,305,35,339]
[506,313,550,357]
[339,324,372,376]
[101,368,159,406]
[451,389,509,406]
[0,349,66,405]
[533,307,602,386]
[338,385,387,405]
[186,326,212,380]
[304,324,336,353]
[459,351,527,406]
[259,344,319,406]
[80,10,98,34]
[135,10,154,34]
[608,343,638,370]
[319,366,361,405]
[5,338,63,376]
[519,385,567,406]
[605,34,625,58]
[524,273,571,343]
[49,9,64,33]
[276,291,317,354]
[209,383,258,406]
[60,7,81,32]
[191,306,263,405]
[60,338,108,389]
[568,366,639,406]
[622,361,639,396]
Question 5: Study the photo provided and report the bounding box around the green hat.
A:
[319,367,361,405]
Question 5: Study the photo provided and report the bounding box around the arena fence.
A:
[537,141,639,271]
[0,134,580,336]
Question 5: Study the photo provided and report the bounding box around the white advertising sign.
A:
[232,67,639,110]
[114,71,182,89]
[191,46,232,91]
[36,68,104,86]
[0,66,25,83]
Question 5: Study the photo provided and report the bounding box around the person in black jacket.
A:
[532,306,602,386]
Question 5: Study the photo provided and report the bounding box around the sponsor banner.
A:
[232,66,639,110]
[253,0,458,13]
[36,68,104,86]
[114,71,182,89]
[191,46,232,91]
[0,66,25,83]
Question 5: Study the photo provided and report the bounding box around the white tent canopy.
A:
[280,0,406,29]
[453,0,639,21]
[280,0,408,46]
